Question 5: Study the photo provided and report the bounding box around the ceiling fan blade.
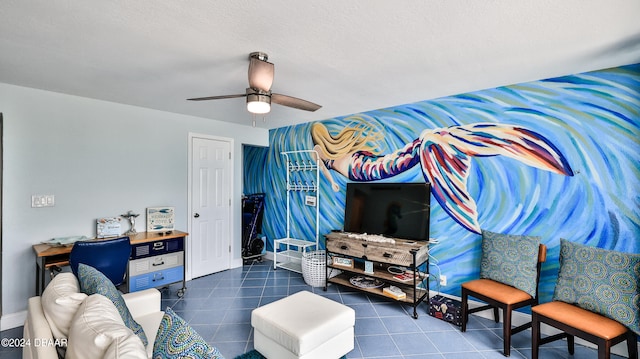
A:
[272,93,322,112]
[248,57,274,92]
[187,94,246,101]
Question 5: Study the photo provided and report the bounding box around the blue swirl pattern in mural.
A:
[244,64,640,302]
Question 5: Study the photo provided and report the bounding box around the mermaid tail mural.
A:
[312,122,574,234]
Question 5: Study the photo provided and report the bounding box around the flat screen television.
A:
[343,182,431,241]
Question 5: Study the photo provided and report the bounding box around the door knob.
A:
[193,213,200,218]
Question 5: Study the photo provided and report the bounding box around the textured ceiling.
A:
[1,1,639,129]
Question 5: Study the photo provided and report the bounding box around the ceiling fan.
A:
[187,52,321,124]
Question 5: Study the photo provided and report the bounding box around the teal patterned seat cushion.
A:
[153,307,224,359]
[77,263,148,346]
[479,230,541,297]
[553,239,640,335]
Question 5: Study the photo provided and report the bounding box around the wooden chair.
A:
[461,243,547,357]
[532,301,638,359]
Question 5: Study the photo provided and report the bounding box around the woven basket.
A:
[302,250,327,287]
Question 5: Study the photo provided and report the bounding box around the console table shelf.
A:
[328,273,428,305]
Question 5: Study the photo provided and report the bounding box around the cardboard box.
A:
[428,295,462,326]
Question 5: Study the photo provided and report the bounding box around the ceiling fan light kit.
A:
[187,52,321,124]
[246,89,271,114]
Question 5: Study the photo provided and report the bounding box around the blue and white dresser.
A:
[128,230,187,297]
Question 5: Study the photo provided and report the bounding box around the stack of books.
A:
[382,286,406,300]
[393,271,415,282]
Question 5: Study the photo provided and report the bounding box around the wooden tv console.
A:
[324,231,429,318]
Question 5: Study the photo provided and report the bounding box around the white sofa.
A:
[23,273,164,359]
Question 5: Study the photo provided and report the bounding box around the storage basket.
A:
[302,250,327,287]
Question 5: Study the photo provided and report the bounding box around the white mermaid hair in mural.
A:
[311,121,574,234]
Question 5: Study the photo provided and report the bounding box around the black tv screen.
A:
[343,182,431,241]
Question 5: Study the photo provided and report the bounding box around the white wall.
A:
[0,83,269,328]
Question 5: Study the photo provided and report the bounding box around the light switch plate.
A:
[32,194,55,208]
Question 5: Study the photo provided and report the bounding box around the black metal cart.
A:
[242,193,266,264]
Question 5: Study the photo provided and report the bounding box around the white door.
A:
[190,136,232,278]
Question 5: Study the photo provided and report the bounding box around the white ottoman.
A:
[251,290,355,359]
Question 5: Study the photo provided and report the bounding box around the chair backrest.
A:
[69,236,131,286]
[534,244,547,298]
[538,243,547,263]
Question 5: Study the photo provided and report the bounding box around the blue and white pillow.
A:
[479,230,541,297]
[553,239,640,335]
[77,263,148,346]
[153,307,224,359]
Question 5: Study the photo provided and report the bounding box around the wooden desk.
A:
[33,230,188,296]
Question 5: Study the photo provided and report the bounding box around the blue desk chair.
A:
[69,236,131,287]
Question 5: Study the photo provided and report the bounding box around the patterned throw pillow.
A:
[153,307,224,359]
[553,239,640,335]
[77,263,148,346]
[480,230,541,297]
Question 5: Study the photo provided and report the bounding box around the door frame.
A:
[186,133,234,281]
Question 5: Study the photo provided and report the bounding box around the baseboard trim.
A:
[1,310,26,331]
[231,258,243,268]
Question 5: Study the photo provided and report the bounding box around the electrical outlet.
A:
[439,275,447,286]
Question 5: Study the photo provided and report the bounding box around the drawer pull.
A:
[152,274,165,282]
[153,242,165,250]
[383,252,393,258]
[152,261,165,267]
[340,245,348,250]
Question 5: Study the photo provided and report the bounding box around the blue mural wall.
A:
[244,64,640,302]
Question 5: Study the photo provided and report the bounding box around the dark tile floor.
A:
[1,259,631,358]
